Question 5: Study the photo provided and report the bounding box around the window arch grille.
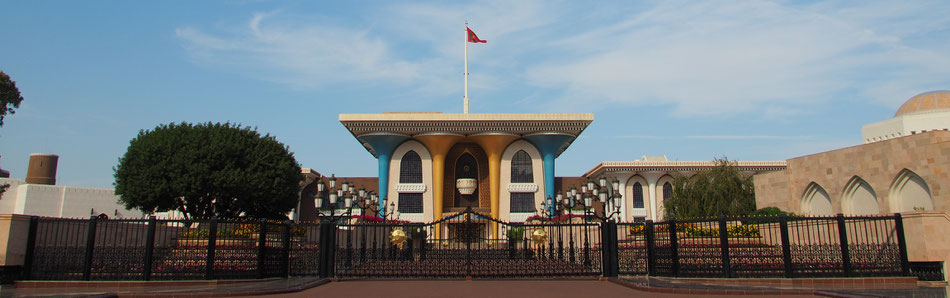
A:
[511,150,533,183]
[633,182,644,208]
[398,193,423,213]
[510,193,535,213]
[400,150,422,183]
[663,182,673,203]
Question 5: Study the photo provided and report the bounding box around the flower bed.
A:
[627,223,760,237]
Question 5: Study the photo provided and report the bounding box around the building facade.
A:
[584,156,786,222]
[336,112,593,223]
[757,91,950,216]
[863,90,950,144]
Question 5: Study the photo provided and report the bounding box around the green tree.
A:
[0,71,24,127]
[664,157,756,219]
[113,122,302,219]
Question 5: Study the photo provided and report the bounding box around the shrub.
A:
[749,207,794,217]
[628,222,761,238]
[506,227,525,238]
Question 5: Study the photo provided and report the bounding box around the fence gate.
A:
[333,207,602,277]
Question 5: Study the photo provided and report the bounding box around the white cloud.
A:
[175,1,950,115]
[525,0,950,117]
[176,11,425,89]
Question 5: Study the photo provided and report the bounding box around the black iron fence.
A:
[613,214,909,278]
[20,213,911,281]
[332,210,603,278]
[23,216,323,281]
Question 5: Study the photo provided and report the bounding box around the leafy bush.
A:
[506,227,525,238]
[524,214,583,223]
[291,225,308,237]
[177,223,307,239]
[628,224,645,235]
[664,157,756,218]
[727,224,760,237]
[628,222,760,237]
[749,207,794,217]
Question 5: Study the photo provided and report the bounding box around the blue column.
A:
[357,134,409,217]
[524,133,576,216]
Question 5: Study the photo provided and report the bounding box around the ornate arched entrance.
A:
[444,143,489,213]
[454,153,479,208]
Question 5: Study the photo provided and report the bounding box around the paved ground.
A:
[264,280,819,298]
[1,277,946,297]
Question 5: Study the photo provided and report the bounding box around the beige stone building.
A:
[755,91,950,279]
[755,92,950,216]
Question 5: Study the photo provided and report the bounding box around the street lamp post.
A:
[314,174,397,223]
[576,177,623,222]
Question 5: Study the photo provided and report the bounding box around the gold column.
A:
[471,133,518,238]
[415,134,462,224]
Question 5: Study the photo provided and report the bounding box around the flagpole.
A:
[464,23,470,114]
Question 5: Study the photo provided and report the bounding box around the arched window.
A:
[662,182,673,203]
[633,182,644,208]
[511,150,533,183]
[510,193,535,213]
[399,193,423,213]
[400,151,422,183]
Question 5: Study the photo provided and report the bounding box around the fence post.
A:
[22,216,38,280]
[143,216,157,281]
[836,214,852,276]
[205,216,218,280]
[82,215,98,281]
[894,213,910,276]
[669,218,679,277]
[328,222,338,277]
[282,220,291,278]
[257,219,267,279]
[779,215,793,278]
[420,224,428,261]
[318,222,336,278]
[719,216,731,278]
[317,223,328,278]
[645,220,655,276]
[602,221,619,277]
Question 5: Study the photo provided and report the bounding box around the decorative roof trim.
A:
[584,161,788,177]
[340,113,593,157]
[340,113,594,121]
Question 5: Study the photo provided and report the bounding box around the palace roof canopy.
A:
[339,112,594,157]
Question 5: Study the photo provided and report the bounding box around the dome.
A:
[895,90,950,117]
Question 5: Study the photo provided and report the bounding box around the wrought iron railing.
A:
[20,212,912,281]
[613,214,909,278]
[24,216,320,281]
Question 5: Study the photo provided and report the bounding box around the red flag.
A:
[467,27,486,43]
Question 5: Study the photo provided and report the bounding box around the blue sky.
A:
[1,1,949,188]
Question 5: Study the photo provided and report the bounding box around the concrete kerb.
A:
[9,276,935,297]
[10,278,331,298]
[608,277,855,298]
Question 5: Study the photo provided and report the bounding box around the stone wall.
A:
[754,131,950,215]
[901,211,950,281]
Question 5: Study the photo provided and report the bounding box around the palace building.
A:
[332,112,594,223]
[293,112,787,224]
